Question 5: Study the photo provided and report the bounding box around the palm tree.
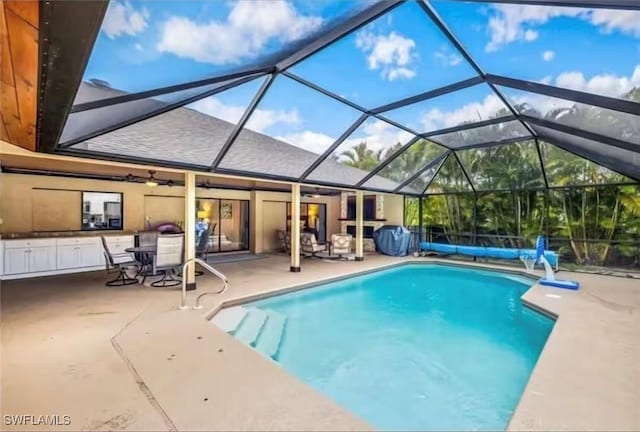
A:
[339,141,383,170]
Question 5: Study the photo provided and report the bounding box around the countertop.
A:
[1,231,137,240]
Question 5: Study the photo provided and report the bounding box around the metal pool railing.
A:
[180,257,228,310]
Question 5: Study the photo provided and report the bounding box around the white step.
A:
[234,308,268,347]
[254,310,287,359]
[210,306,248,333]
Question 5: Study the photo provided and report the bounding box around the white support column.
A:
[184,172,196,289]
[355,190,364,261]
[290,183,301,272]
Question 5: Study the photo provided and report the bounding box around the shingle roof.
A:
[71,81,407,192]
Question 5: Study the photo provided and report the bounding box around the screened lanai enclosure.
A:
[38,0,640,271]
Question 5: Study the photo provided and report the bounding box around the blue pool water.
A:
[247,264,554,430]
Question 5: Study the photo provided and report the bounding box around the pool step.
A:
[210,306,248,333]
[234,308,268,346]
[254,309,287,359]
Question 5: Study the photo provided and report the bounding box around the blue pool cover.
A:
[420,242,559,267]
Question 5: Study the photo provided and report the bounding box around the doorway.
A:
[196,199,250,253]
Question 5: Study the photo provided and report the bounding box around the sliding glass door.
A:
[196,199,250,254]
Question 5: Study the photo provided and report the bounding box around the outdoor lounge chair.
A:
[301,232,328,258]
[331,233,353,259]
[419,241,559,270]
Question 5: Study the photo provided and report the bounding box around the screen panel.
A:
[289,0,478,108]
[69,78,266,167]
[382,83,511,134]
[500,86,640,147]
[362,139,446,191]
[61,76,261,146]
[217,75,362,178]
[533,125,640,181]
[431,1,640,104]
[425,154,473,194]
[306,117,415,187]
[78,0,365,104]
[457,140,545,191]
[428,120,531,149]
[540,140,634,186]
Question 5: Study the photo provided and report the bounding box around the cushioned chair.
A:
[151,234,184,287]
[331,233,353,258]
[101,236,138,286]
[301,232,327,258]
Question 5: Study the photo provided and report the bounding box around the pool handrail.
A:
[180,257,228,310]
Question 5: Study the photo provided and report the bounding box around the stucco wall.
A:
[0,173,349,254]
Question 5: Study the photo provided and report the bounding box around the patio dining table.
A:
[125,245,157,280]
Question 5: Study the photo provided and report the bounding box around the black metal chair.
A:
[194,223,215,276]
[101,236,138,286]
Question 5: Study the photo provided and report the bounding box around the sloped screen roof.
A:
[55,0,640,195]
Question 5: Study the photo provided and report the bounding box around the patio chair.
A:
[277,229,290,253]
[301,232,328,258]
[195,223,215,276]
[100,236,138,286]
[331,233,353,259]
[151,234,184,287]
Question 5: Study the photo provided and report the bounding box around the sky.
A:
[80,0,640,163]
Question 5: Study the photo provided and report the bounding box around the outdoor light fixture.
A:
[145,170,158,187]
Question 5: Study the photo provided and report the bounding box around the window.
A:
[81,192,123,230]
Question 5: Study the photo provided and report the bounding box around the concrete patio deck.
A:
[2,254,639,431]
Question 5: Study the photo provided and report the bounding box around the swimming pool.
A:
[213,264,554,430]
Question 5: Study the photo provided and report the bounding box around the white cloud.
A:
[434,46,463,67]
[542,50,555,61]
[134,43,143,51]
[246,108,300,133]
[554,65,640,98]
[340,119,412,156]
[276,131,335,154]
[157,0,323,64]
[188,97,299,133]
[419,94,507,132]
[513,66,640,116]
[189,94,338,154]
[102,1,149,39]
[590,9,640,37]
[355,31,417,81]
[485,5,640,52]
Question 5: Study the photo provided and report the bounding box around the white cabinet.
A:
[30,246,57,272]
[3,239,56,275]
[78,243,103,268]
[1,235,132,279]
[4,248,30,275]
[56,237,103,270]
[57,245,80,269]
